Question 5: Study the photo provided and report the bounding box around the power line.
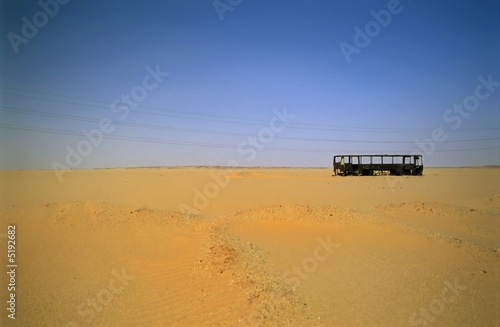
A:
[0,123,324,152]
[3,86,498,134]
[1,105,499,144]
[0,86,268,124]
[1,122,499,153]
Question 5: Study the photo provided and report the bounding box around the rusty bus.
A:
[333,154,423,176]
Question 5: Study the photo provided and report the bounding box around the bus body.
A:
[333,154,423,176]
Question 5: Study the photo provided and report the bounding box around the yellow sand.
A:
[0,167,499,326]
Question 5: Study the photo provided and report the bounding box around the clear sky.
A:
[1,0,499,169]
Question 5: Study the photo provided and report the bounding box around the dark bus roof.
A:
[333,154,422,157]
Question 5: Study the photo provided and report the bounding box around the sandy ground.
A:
[0,167,499,326]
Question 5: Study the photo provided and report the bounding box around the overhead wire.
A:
[2,86,499,133]
[0,122,499,154]
[1,87,499,155]
[1,105,499,145]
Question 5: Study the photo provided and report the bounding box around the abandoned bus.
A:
[333,154,423,176]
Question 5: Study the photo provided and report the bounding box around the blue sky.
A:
[1,0,499,169]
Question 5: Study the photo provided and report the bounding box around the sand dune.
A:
[0,167,499,326]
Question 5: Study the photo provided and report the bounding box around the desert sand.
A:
[0,167,499,326]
